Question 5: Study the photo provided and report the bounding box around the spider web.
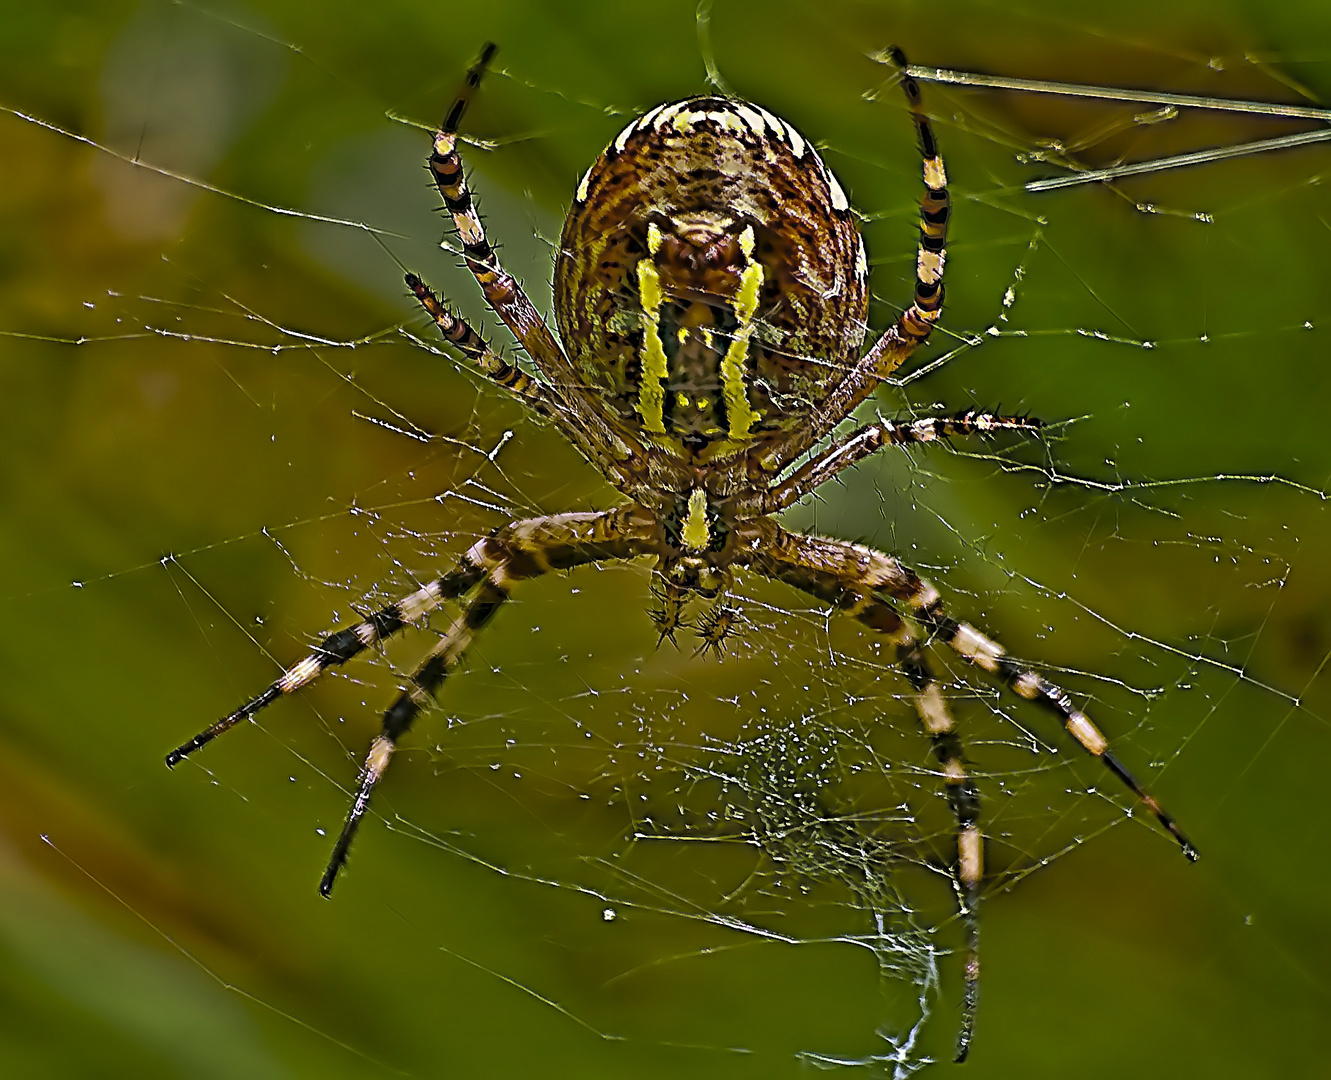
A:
[2,1,1329,1077]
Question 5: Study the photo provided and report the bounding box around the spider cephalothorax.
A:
[168,44,1196,1061]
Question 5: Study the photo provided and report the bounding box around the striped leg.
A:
[748,525,1199,861]
[854,595,982,1061]
[893,633,981,1062]
[407,272,640,487]
[423,45,637,479]
[742,526,982,1057]
[882,44,952,361]
[319,580,506,896]
[765,47,953,469]
[764,410,1042,514]
[743,523,1198,1057]
[166,564,485,766]
[406,272,554,415]
[168,509,657,893]
[923,610,1200,861]
[317,508,656,895]
[428,44,575,390]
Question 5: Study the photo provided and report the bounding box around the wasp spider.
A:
[169,45,1197,1059]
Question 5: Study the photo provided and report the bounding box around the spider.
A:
[168,44,1198,1060]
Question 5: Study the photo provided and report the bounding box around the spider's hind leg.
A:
[406,272,552,414]
[427,44,573,386]
[422,45,635,480]
[886,46,951,356]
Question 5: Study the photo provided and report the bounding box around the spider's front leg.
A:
[923,610,1199,861]
[319,509,657,894]
[896,629,983,1061]
[742,522,1199,1059]
[750,524,1200,862]
[168,509,654,896]
[165,566,484,766]
[740,524,984,1059]
[319,575,508,896]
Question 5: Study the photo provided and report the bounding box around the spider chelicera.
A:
[168,44,1197,1059]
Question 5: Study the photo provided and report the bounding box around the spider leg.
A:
[313,508,655,895]
[923,610,1199,860]
[744,523,1199,859]
[740,523,981,1058]
[429,47,576,390]
[885,45,951,361]
[166,565,484,765]
[740,522,1198,1057]
[406,272,635,487]
[893,630,981,1060]
[427,45,639,478]
[168,510,656,887]
[319,579,505,896]
[405,272,555,415]
[864,599,983,1060]
[770,48,951,469]
[762,409,1043,514]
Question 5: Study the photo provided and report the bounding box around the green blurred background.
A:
[2,0,1329,1076]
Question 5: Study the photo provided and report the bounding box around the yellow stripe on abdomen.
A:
[634,223,669,434]
[720,226,763,440]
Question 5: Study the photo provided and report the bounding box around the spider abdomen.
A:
[554,96,868,459]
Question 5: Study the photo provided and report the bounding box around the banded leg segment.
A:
[743,523,1198,861]
[770,47,953,469]
[763,410,1042,514]
[428,45,575,391]
[320,581,507,895]
[317,508,657,895]
[425,45,639,482]
[168,509,657,892]
[406,272,551,413]
[742,523,1198,1052]
[166,564,485,766]
[742,524,982,1059]
[897,632,982,1063]
[927,613,1200,861]
[407,273,639,487]
[888,45,952,357]
[859,597,983,1062]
